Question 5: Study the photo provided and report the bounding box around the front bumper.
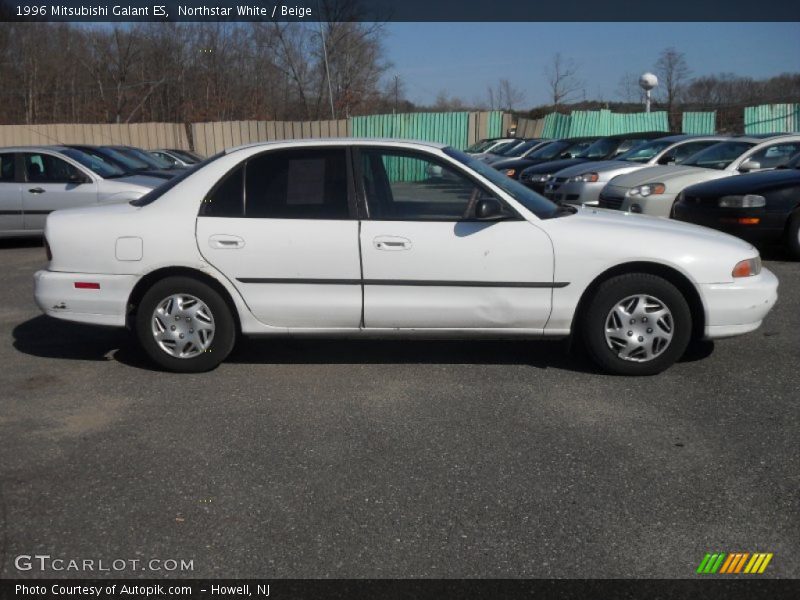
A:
[673,203,787,244]
[699,268,779,339]
[545,180,604,206]
[34,270,137,327]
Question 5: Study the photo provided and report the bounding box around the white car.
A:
[599,134,800,216]
[34,139,778,376]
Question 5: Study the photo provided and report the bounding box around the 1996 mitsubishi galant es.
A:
[34,139,778,375]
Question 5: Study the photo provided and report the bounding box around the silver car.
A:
[0,146,163,237]
[152,148,203,167]
[543,135,727,206]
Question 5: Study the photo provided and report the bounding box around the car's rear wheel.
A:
[581,273,692,376]
[786,210,800,260]
[135,276,235,372]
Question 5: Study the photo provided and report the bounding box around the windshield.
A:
[60,148,126,178]
[115,147,172,169]
[444,147,558,219]
[681,141,756,170]
[170,149,202,163]
[617,140,674,163]
[502,139,541,157]
[527,140,569,160]
[81,147,149,172]
[576,138,619,159]
[465,140,493,153]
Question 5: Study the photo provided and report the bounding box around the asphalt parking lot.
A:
[0,239,798,579]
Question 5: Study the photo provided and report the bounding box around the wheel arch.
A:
[126,266,242,334]
[572,261,706,342]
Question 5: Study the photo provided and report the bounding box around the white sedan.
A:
[34,139,778,375]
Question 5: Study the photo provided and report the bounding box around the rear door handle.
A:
[28,187,45,194]
[373,236,412,251]
[209,234,245,249]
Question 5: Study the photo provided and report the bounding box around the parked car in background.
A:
[543,135,727,206]
[599,134,800,216]
[35,139,777,376]
[66,145,181,180]
[492,137,598,180]
[152,148,203,167]
[110,145,188,173]
[476,138,549,164]
[673,151,800,258]
[519,132,666,193]
[464,137,518,155]
[0,146,161,237]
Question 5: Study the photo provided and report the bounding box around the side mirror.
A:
[560,152,573,159]
[68,172,90,184]
[658,155,676,165]
[474,198,506,220]
[739,159,761,173]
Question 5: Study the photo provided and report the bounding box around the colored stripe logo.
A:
[696,552,773,574]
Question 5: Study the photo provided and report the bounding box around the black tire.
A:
[581,273,692,376]
[135,276,236,373]
[786,210,800,260]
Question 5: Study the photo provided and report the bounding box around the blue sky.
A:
[383,22,800,107]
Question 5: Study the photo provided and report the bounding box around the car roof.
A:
[226,138,449,154]
[729,133,800,143]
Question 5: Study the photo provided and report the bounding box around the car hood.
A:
[541,205,756,284]
[111,174,164,189]
[683,168,800,197]
[608,164,732,190]
[565,205,750,246]
[523,158,591,175]
[554,159,652,179]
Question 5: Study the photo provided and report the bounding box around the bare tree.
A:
[544,53,584,108]
[496,78,525,111]
[654,47,691,130]
[616,72,642,104]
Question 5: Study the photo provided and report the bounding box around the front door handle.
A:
[209,234,245,249]
[28,187,45,194]
[374,236,412,251]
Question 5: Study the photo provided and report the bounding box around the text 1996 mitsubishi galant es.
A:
[34,139,778,375]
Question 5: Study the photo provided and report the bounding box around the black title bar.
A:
[3,579,800,600]
[1,0,799,22]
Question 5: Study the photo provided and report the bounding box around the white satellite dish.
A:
[639,73,658,113]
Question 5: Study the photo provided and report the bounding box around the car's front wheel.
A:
[135,276,236,373]
[581,273,692,376]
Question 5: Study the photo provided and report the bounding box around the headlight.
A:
[718,194,766,208]
[570,172,599,183]
[504,168,516,177]
[528,173,551,182]
[628,183,666,197]
[732,257,762,278]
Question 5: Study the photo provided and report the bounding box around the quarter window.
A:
[360,149,486,221]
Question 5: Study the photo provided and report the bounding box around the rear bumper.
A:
[34,270,137,327]
[699,268,779,339]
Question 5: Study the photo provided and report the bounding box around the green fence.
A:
[540,109,668,139]
[682,112,717,135]
[351,111,482,150]
[744,104,800,134]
